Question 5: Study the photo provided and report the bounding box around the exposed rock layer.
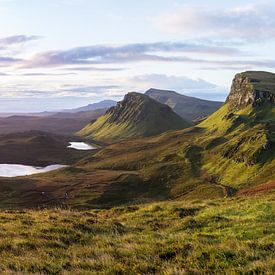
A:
[226,71,275,110]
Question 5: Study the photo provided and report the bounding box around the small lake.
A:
[0,164,66,178]
[0,142,95,177]
[67,142,96,150]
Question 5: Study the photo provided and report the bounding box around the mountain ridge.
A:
[78,92,190,142]
[145,88,223,121]
[0,71,274,209]
[62,100,116,113]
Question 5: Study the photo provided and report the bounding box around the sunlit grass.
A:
[0,195,272,273]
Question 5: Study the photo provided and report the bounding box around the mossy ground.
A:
[0,195,273,274]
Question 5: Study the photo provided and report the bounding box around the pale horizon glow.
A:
[0,0,275,112]
[0,164,66,177]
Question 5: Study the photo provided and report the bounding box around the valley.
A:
[0,71,273,273]
[2,1,275,273]
[0,71,274,209]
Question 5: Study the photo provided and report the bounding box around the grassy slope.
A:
[0,127,230,209]
[242,71,275,94]
[199,102,275,187]
[0,98,274,208]
[0,131,90,166]
[78,93,190,143]
[0,195,272,273]
[0,102,274,208]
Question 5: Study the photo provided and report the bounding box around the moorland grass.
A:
[0,195,273,274]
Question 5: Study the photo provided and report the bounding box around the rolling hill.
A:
[0,108,106,136]
[145,88,223,121]
[0,71,274,209]
[78,92,190,143]
[0,131,91,166]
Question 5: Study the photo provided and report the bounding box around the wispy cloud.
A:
[153,2,275,43]
[63,66,127,72]
[0,73,221,99]
[126,74,217,91]
[0,56,22,66]
[0,35,41,46]
[0,37,274,71]
[11,40,274,71]
[21,42,245,68]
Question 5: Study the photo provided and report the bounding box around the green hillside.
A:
[0,72,274,209]
[0,131,89,166]
[78,92,190,143]
[0,195,272,274]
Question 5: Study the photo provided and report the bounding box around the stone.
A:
[226,71,275,111]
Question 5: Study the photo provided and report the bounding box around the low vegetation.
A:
[78,92,190,143]
[0,195,272,273]
[0,131,89,166]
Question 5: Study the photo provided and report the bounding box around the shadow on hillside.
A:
[88,173,170,207]
[184,145,203,177]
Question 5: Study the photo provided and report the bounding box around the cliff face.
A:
[226,71,275,110]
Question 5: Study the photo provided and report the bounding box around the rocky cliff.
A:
[226,71,275,110]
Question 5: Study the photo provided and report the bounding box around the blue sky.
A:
[0,0,275,111]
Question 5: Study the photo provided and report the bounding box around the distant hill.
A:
[62,100,116,113]
[0,109,106,136]
[0,71,274,209]
[78,92,190,142]
[0,131,89,166]
[145,88,223,121]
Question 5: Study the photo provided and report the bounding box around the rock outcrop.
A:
[226,71,275,110]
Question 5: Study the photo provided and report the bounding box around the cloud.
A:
[0,37,273,71]
[153,2,275,43]
[0,36,274,72]
[19,72,77,76]
[123,74,227,101]
[0,73,221,100]
[61,85,121,97]
[22,41,244,68]
[0,35,41,46]
[17,41,275,70]
[63,66,127,72]
[126,74,217,91]
[0,56,22,66]
[0,72,227,111]
[0,82,122,99]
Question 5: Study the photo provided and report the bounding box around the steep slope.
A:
[0,71,274,209]
[78,92,190,143]
[145,88,222,121]
[198,71,275,187]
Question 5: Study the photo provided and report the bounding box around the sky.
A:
[1,0,275,112]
